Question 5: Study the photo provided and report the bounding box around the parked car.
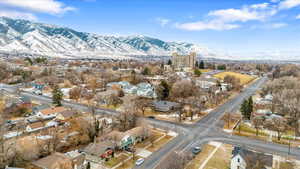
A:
[125,147,134,152]
[135,158,145,166]
[192,147,201,155]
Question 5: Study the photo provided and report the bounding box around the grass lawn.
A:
[185,144,216,169]
[234,123,300,147]
[200,69,212,73]
[104,154,128,168]
[203,144,233,169]
[279,161,295,169]
[135,130,164,149]
[214,72,255,85]
[116,155,142,169]
[146,135,173,152]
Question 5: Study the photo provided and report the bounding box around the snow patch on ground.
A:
[167,131,178,137]
[36,135,53,140]
[136,149,152,158]
[208,141,222,147]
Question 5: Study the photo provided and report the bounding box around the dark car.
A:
[147,116,155,119]
[192,147,201,155]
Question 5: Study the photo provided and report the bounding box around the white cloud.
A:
[251,3,269,9]
[175,20,240,31]
[209,8,262,22]
[0,0,75,15]
[270,0,280,3]
[0,10,37,20]
[209,4,277,22]
[270,22,288,28]
[176,2,278,31]
[279,0,300,9]
[156,18,170,27]
[296,14,300,19]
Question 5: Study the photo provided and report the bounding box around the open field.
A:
[214,72,255,85]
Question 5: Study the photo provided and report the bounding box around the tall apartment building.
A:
[172,52,196,70]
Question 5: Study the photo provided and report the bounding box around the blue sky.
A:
[1,0,300,59]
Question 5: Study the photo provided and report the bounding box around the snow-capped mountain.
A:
[0,17,223,59]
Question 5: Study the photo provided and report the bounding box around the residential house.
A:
[144,76,167,86]
[252,109,283,120]
[19,96,32,108]
[106,81,157,98]
[65,150,86,169]
[37,107,67,119]
[83,141,115,160]
[231,147,273,169]
[56,110,78,121]
[95,89,119,106]
[32,104,51,115]
[195,77,218,90]
[255,94,273,106]
[26,121,45,132]
[5,167,24,169]
[30,152,73,169]
[103,126,149,150]
[152,101,181,112]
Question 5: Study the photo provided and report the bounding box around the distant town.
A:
[0,52,299,169]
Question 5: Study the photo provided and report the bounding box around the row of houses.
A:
[28,151,86,169]
[83,126,149,161]
[107,81,157,98]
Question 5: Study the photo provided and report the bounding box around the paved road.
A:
[136,77,300,169]
[2,77,300,169]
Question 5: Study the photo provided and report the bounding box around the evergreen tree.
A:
[86,162,91,169]
[52,85,63,107]
[194,69,202,77]
[157,80,170,100]
[199,61,205,69]
[195,61,199,68]
[24,57,33,65]
[142,67,151,75]
[247,96,253,117]
[240,99,249,119]
[240,97,253,120]
[217,64,226,70]
[167,59,172,65]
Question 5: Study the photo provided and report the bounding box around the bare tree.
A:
[265,117,287,141]
[69,87,82,101]
[252,117,264,136]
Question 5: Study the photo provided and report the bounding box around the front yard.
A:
[234,122,300,147]
[185,142,233,169]
[96,129,175,169]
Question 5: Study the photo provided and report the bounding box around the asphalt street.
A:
[2,77,300,169]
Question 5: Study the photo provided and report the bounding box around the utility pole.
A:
[288,139,291,155]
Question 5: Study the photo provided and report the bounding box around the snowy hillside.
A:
[0,17,223,59]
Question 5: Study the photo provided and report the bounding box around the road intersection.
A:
[2,76,300,169]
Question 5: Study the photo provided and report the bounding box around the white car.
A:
[135,158,145,166]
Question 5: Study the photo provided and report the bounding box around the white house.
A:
[231,147,273,169]
[26,122,45,132]
[37,107,67,119]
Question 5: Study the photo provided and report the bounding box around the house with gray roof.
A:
[231,147,273,169]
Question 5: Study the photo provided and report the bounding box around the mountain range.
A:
[0,17,226,59]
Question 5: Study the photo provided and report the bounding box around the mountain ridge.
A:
[0,17,223,59]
